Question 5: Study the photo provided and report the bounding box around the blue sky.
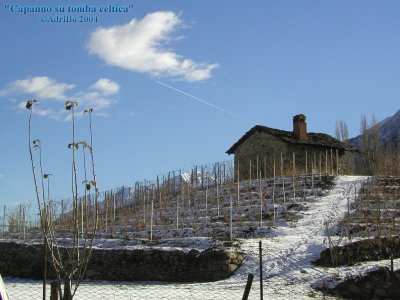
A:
[1,1,400,210]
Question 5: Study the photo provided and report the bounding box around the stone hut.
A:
[226,114,356,179]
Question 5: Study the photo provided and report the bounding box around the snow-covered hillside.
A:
[5,176,400,299]
[7,175,399,299]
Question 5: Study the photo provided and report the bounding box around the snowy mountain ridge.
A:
[350,108,400,149]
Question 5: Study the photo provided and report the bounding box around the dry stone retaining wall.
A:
[0,241,243,282]
[313,236,400,267]
[318,267,400,299]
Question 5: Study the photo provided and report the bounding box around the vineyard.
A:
[344,176,400,238]
[2,159,338,242]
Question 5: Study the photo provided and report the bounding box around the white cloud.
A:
[1,76,120,120]
[87,11,218,82]
[2,76,74,100]
[90,78,120,96]
[17,101,55,118]
[74,91,115,110]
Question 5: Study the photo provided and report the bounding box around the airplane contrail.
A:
[155,81,256,125]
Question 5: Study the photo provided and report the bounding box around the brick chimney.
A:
[293,114,307,140]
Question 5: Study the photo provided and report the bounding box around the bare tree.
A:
[335,119,349,142]
[26,100,99,300]
[358,115,384,175]
[335,119,353,174]
[383,139,400,176]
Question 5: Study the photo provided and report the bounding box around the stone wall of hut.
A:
[232,132,347,180]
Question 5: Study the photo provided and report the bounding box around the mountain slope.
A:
[349,109,400,149]
[379,109,400,145]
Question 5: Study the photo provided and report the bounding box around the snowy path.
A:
[225,175,367,299]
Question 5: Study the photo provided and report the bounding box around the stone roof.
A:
[226,125,358,154]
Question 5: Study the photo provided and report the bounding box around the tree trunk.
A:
[50,281,59,300]
[63,275,73,300]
